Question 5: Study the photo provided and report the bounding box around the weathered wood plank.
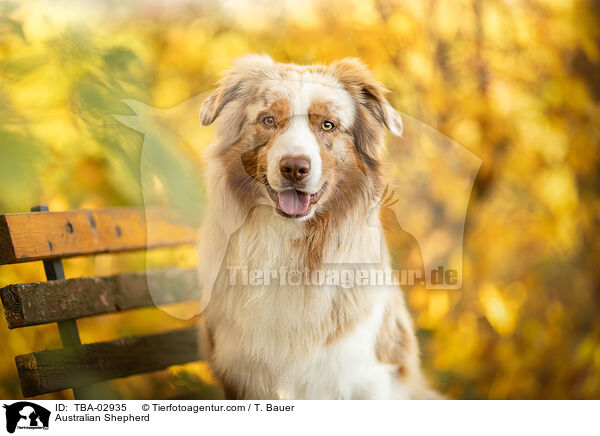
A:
[0,208,198,265]
[0,268,199,328]
[16,328,201,397]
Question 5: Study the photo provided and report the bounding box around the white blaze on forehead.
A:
[267,115,323,192]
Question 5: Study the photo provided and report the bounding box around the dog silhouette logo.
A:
[3,402,50,433]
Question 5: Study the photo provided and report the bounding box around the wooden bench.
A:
[0,206,208,399]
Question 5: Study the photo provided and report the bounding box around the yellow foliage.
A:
[479,283,517,336]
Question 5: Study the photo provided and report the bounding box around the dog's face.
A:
[201,55,402,221]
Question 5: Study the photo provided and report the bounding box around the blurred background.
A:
[0,0,599,399]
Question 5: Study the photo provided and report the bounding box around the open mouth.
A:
[265,180,327,218]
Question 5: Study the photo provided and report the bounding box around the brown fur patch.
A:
[375,290,421,381]
[257,98,290,128]
[221,139,263,212]
[307,100,344,153]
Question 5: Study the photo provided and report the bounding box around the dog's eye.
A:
[262,116,276,127]
[321,121,335,131]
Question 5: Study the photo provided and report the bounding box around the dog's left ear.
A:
[332,58,402,136]
[332,58,402,169]
[360,82,403,137]
[381,103,403,137]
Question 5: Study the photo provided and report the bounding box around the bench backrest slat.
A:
[0,268,199,329]
[0,208,197,265]
[16,328,200,397]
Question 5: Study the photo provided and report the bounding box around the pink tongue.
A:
[278,190,311,215]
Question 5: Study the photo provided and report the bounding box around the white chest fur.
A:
[199,205,406,399]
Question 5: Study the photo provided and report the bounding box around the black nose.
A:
[279,156,311,183]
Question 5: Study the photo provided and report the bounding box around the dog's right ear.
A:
[200,54,275,125]
[200,82,240,126]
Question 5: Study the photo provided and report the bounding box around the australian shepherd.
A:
[197,55,438,399]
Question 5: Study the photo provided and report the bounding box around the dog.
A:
[196,55,439,399]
